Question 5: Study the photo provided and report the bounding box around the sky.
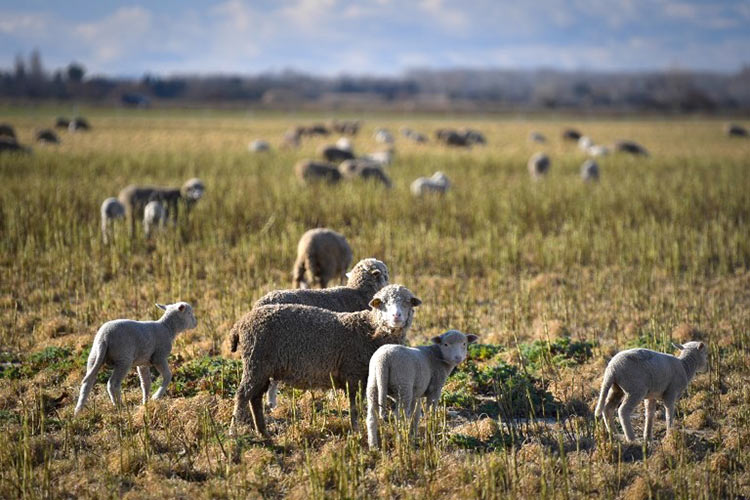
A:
[1,0,748,77]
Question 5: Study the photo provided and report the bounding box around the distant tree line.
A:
[2,50,749,112]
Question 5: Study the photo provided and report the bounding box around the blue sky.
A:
[1,0,748,76]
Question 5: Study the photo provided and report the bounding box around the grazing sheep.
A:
[529,131,546,143]
[100,197,126,244]
[181,177,206,211]
[292,228,353,289]
[0,137,31,154]
[338,160,392,188]
[594,341,708,442]
[435,128,469,147]
[401,127,428,143]
[36,129,60,144]
[143,200,165,239]
[460,128,486,145]
[615,140,649,156]
[578,136,594,151]
[361,149,393,166]
[335,137,353,152]
[581,159,600,182]
[410,171,451,196]
[230,284,422,435]
[118,185,179,235]
[527,152,550,179]
[234,258,391,408]
[366,330,478,448]
[318,144,355,163]
[294,159,342,185]
[0,123,16,139]
[249,140,270,152]
[562,128,582,141]
[725,123,748,137]
[74,302,198,415]
[55,117,70,129]
[282,127,302,148]
[374,128,394,144]
[329,119,361,136]
[68,117,90,132]
[587,145,610,157]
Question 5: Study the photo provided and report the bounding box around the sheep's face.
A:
[183,179,205,201]
[369,285,421,330]
[681,341,708,372]
[157,302,198,330]
[431,330,478,366]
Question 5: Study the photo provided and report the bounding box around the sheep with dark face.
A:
[36,129,60,144]
[230,284,421,436]
[581,159,600,182]
[318,144,355,163]
[615,140,649,156]
[562,128,582,141]
[294,160,342,185]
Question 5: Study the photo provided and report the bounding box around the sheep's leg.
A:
[137,366,151,404]
[664,397,678,434]
[75,355,102,415]
[151,358,172,400]
[231,374,254,429]
[250,392,268,436]
[603,385,624,435]
[366,387,380,449]
[617,392,644,442]
[410,400,422,439]
[107,364,130,409]
[267,379,279,409]
[643,398,656,442]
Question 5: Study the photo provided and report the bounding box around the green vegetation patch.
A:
[519,337,595,370]
[171,356,242,398]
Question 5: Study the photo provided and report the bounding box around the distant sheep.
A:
[100,197,126,244]
[0,123,16,139]
[374,128,394,144]
[366,330,477,448]
[594,341,708,442]
[0,137,31,154]
[615,140,649,156]
[36,129,60,144]
[529,131,546,143]
[335,137,353,152]
[400,127,428,143]
[578,136,594,151]
[581,159,600,182]
[118,178,205,236]
[294,159,342,185]
[181,177,206,211]
[587,145,610,157]
[74,302,197,415]
[527,152,550,179]
[338,159,392,188]
[562,128,582,141]
[329,120,361,136]
[435,129,469,147]
[293,228,353,289]
[55,117,70,129]
[318,144,355,163]
[725,123,747,137]
[143,200,165,239]
[361,149,394,166]
[411,171,451,196]
[68,117,90,132]
[249,140,270,152]
[230,284,421,435]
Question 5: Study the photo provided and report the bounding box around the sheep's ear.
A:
[698,342,705,350]
[155,303,167,311]
[369,298,382,309]
[431,336,442,344]
[467,334,478,344]
[671,342,684,351]
[345,272,352,280]
[178,304,186,312]
[411,296,422,307]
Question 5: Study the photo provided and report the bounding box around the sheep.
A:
[410,171,450,196]
[143,200,165,239]
[366,329,478,448]
[338,159,392,188]
[527,152,550,179]
[400,127,428,143]
[615,140,649,156]
[587,145,610,157]
[100,197,126,244]
[0,137,31,154]
[435,128,469,147]
[594,341,708,442]
[578,136,594,151]
[292,228,353,289]
[233,258,391,408]
[335,137,353,152]
[118,178,205,236]
[55,117,70,129]
[294,159,342,185]
[68,117,90,132]
[460,128,486,145]
[282,127,302,148]
[374,128,394,144]
[529,131,546,143]
[361,149,394,166]
[36,129,60,144]
[249,140,270,152]
[181,177,206,211]
[318,144,355,163]
[0,123,16,139]
[230,284,422,436]
[562,128,582,141]
[329,120,361,136]
[725,123,748,137]
[581,159,600,182]
[74,302,197,415]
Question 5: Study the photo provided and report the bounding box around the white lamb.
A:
[100,197,125,244]
[594,341,708,442]
[74,302,198,415]
[366,329,478,448]
[410,171,451,196]
[143,200,165,238]
[335,137,353,152]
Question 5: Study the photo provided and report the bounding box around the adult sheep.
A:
[725,123,747,137]
[294,160,342,185]
[410,172,450,196]
[36,129,60,144]
[292,228,353,289]
[0,123,16,139]
[615,140,649,156]
[338,160,392,188]
[230,284,422,436]
[318,144,355,163]
[527,152,550,179]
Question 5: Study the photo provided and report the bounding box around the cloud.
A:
[74,6,153,63]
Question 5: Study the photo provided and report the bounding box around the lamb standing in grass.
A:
[100,197,126,244]
[230,284,421,436]
[292,228,353,289]
[366,330,478,448]
[74,302,198,415]
[143,200,165,239]
[230,258,390,408]
[410,171,450,196]
[581,159,600,182]
[594,341,708,442]
[527,152,550,179]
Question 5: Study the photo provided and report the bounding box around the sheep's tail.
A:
[594,369,614,418]
[74,339,107,415]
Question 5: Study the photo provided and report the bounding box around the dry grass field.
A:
[1,108,749,498]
